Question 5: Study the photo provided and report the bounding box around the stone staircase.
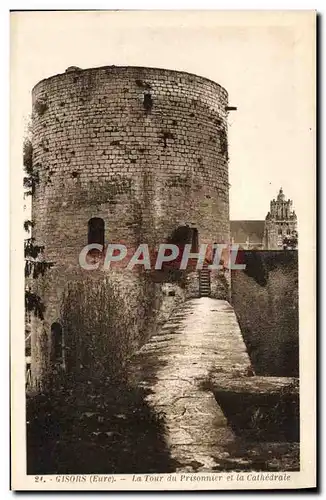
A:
[199,262,211,297]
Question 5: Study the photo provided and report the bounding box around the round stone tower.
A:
[30,66,230,389]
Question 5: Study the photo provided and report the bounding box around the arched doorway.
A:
[166,226,198,270]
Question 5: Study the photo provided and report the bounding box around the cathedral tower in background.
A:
[264,188,298,250]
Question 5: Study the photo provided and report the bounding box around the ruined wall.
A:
[231,251,299,377]
[30,66,229,389]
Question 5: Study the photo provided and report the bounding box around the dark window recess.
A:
[167,226,198,253]
[88,218,105,246]
[51,322,63,362]
[278,228,283,235]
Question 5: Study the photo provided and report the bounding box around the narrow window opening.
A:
[88,217,105,246]
[190,228,199,253]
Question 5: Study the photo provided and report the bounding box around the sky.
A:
[10,10,315,221]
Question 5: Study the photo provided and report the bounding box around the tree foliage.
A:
[23,130,54,321]
[24,219,34,232]
[24,235,54,317]
[24,237,54,279]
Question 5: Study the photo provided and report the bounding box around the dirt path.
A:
[128,298,253,471]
